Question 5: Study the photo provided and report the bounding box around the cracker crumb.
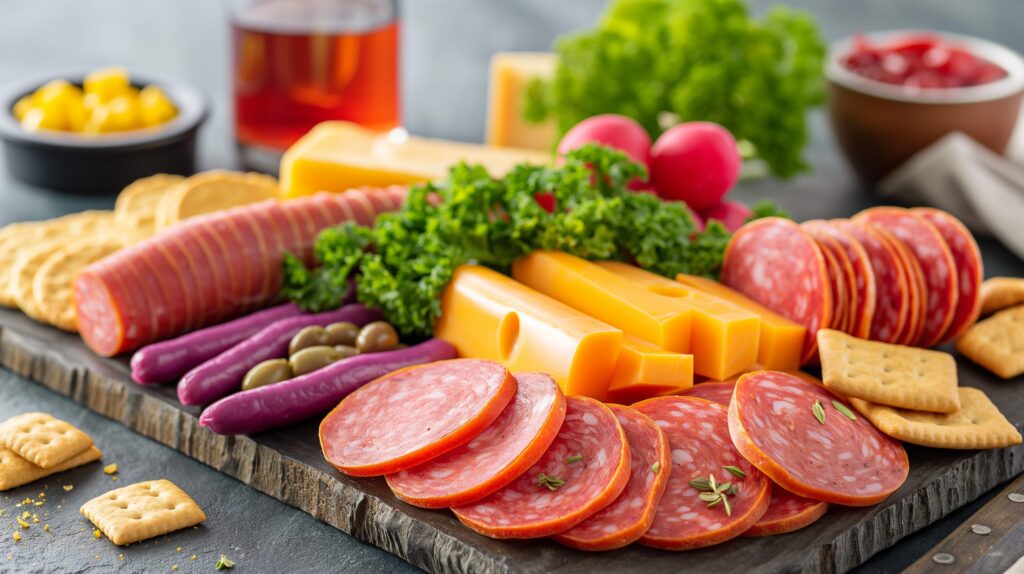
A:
[43,524,50,532]
[176,547,182,552]
[93,529,102,539]
[119,554,125,561]
[31,514,38,523]
[33,501,43,507]
[16,516,30,529]
[62,485,73,492]
[172,565,178,571]
[111,476,118,482]
[190,554,197,561]
[103,463,118,475]
[12,532,21,542]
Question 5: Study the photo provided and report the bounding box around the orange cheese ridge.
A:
[605,336,693,405]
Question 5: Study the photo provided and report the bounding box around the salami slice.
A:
[632,397,771,550]
[855,207,958,348]
[832,221,909,344]
[729,371,909,506]
[320,359,516,477]
[722,218,831,365]
[744,489,828,537]
[807,221,877,339]
[912,208,983,344]
[452,396,630,539]
[677,381,735,406]
[553,405,671,551]
[386,372,566,508]
[874,226,927,345]
[810,234,848,333]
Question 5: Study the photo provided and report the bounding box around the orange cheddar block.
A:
[512,251,692,353]
[606,336,693,405]
[676,274,806,371]
[598,262,760,380]
[486,52,559,151]
[434,265,623,399]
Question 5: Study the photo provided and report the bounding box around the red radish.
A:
[557,114,651,170]
[649,122,740,210]
[700,200,751,232]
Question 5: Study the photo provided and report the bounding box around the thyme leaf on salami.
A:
[565,454,583,464]
[689,477,713,491]
[691,473,735,516]
[537,473,566,491]
[723,465,746,479]
[832,400,857,420]
[651,461,661,474]
[812,400,826,425]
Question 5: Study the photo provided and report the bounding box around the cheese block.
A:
[598,261,761,380]
[434,265,623,399]
[512,251,692,352]
[280,121,551,198]
[676,273,806,371]
[606,336,694,405]
[486,52,559,151]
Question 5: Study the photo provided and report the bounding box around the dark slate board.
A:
[0,308,1021,574]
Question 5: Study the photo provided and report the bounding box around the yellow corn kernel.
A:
[21,106,66,132]
[139,85,177,127]
[12,95,33,121]
[83,66,131,102]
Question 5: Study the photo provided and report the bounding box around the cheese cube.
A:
[486,52,559,151]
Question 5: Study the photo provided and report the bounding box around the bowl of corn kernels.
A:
[0,66,207,193]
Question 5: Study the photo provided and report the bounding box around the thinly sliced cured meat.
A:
[553,405,670,551]
[744,489,828,537]
[855,207,958,348]
[320,359,516,477]
[729,371,908,506]
[632,397,771,550]
[452,396,630,539]
[386,373,566,508]
[881,226,928,345]
[912,208,983,344]
[722,218,831,365]
[807,221,876,339]
[677,381,735,406]
[833,221,909,344]
[811,234,849,333]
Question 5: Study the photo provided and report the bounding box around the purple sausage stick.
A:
[199,339,457,435]
[130,303,306,385]
[178,304,381,406]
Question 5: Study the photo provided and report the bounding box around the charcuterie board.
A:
[0,307,1020,574]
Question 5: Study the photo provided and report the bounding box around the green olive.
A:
[289,345,344,376]
[355,321,399,353]
[333,345,360,360]
[289,325,330,356]
[241,359,293,391]
[325,322,360,347]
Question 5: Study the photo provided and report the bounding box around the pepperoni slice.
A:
[320,359,516,477]
[553,405,671,551]
[632,397,771,550]
[722,218,831,365]
[833,221,909,344]
[810,233,848,333]
[386,372,566,508]
[452,396,630,539]
[855,207,958,348]
[807,221,877,339]
[744,489,828,537]
[677,381,735,406]
[912,208,983,344]
[729,371,909,506]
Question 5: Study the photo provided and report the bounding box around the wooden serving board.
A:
[0,308,1021,574]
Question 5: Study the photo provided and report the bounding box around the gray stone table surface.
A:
[0,0,1022,573]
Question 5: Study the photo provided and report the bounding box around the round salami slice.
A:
[810,233,848,333]
[912,208,983,344]
[320,359,516,477]
[452,396,630,539]
[832,221,909,344]
[729,371,909,506]
[632,397,771,550]
[722,218,831,365]
[875,225,927,345]
[808,221,877,339]
[855,207,958,348]
[554,405,671,551]
[743,488,828,537]
[386,372,566,508]
[677,381,735,406]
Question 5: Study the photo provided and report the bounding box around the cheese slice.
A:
[512,251,692,352]
[280,121,551,198]
[486,52,559,151]
[676,273,806,371]
[598,261,761,380]
[434,265,623,399]
[606,336,693,405]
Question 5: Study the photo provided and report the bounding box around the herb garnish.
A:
[537,473,566,491]
[812,400,826,425]
[689,473,737,516]
[566,454,583,464]
[215,555,235,570]
[651,462,661,474]
[832,400,857,420]
[723,465,746,479]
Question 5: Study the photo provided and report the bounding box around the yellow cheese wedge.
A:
[598,261,761,380]
[434,265,623,399]
[676,274,806,371]
[513,251,693,352]
[486,52,559,151]
[606,336,693,405]
[280,121,551,198]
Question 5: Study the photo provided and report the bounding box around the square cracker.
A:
[0,445,102,491]
[979,277,1024,316]
[818,329,960,413]
[81,479,206,545]
[850,388,1022,449]
[0,413,94,469]
[955,304,1024,380]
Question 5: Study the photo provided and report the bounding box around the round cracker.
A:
[8,241,67,322]
[0,222,63,307]
[154,171,279,231]
[32,238,126,332]
[115,174,186,220]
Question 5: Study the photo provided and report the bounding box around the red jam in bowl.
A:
[842,34,1007,88]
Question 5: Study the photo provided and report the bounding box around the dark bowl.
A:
[827,30,1024,184]
[0,71,207,194]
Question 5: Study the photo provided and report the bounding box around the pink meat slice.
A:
[744,487,827,536]
[833,221,910,344]
[912,208,983,344]
[677,381,736,406]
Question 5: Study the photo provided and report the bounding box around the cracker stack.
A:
[818,329,1021,449]
[0,412,101,490]
[956,277,1024,380]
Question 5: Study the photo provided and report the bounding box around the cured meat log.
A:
[75,187,405,356]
